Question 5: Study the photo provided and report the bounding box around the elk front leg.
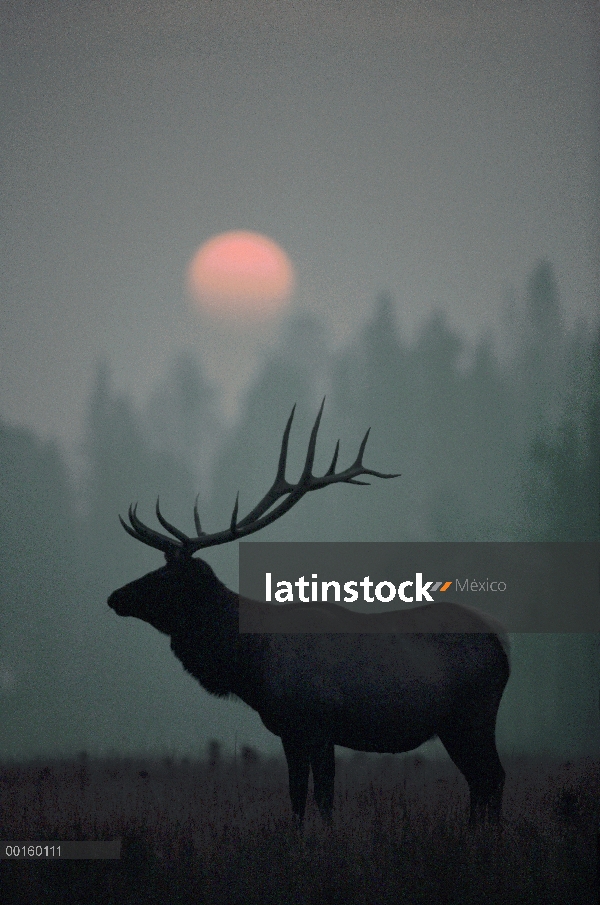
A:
[281,734,311,830]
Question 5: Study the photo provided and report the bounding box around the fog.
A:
[1,262,598,760]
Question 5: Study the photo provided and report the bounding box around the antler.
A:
[119,398,400,558]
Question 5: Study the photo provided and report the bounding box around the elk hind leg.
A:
[281,735,311,830]
[310,740,335,824]
[439,724,505,825]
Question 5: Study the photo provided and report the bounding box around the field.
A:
[0,749,597,904]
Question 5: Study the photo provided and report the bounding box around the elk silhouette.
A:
[108,399,510,828]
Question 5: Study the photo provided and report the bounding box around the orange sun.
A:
[186,230,295,319]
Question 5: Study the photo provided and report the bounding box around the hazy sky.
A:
[1,0,597,466]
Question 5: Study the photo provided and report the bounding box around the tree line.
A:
[0,258,597,759]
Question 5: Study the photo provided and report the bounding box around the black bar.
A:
[0,841,121,859]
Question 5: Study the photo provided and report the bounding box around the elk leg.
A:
[310,740,335,823]
[438,724,505,825]
[281,735,311,829]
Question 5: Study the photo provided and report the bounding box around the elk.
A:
[108,399,510,828]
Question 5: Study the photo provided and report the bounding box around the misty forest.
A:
[0,258,598,763]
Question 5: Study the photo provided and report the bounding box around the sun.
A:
[186,230,295,319]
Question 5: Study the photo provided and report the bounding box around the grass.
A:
[0,750,597,904]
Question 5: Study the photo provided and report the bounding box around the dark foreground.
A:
[0,749,597,904]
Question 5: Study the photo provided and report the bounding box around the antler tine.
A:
[332,428,375,484]
[325,439,340,476]
[362,467,401,479]
[155,497,191,544]
[124,503,181,554]
[343,427,401,481]
[193,493,204,537]
[275,403,296,484]
[230,492,240,534]
[235,405,297,529]
[299,396,325,481]
[354,427,371,467]
[119,512,141,542]
[235,396,326,531]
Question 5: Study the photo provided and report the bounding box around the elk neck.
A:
[168,578,267,703]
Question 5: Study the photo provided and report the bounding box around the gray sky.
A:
[1,0,597,466]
